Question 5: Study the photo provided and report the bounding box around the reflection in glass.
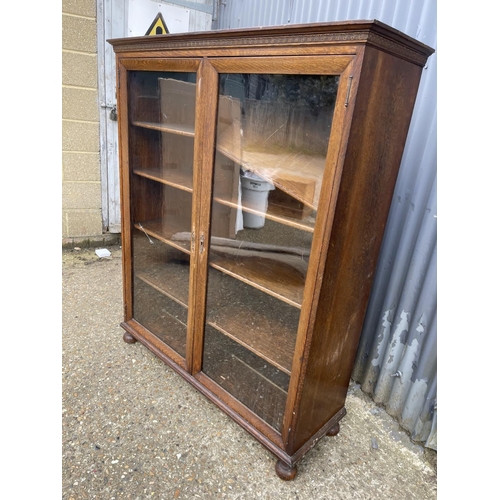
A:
[128,71,197,359]
[203,73,339,430]
[203,324,290,431]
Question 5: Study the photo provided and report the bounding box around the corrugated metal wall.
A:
[214,0,437,450]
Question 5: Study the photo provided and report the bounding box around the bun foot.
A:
[275,459,297,481]
[327,422,340,437]
[123,331,137,344]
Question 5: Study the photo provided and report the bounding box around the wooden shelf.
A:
[135,266,189,310]
[132,230,191,307]
[134,225,297,370]
[132,120,195,137]
[210,247,307,309]
[169,232,309,308]
[133,239,298,374]
[134,167,193,193]
[203,324,289,431]
[213,195,315,233]
[206,271,300,375]
[134,220,191,255]
[133,278,188,357]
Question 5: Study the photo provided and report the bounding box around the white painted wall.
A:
[127,1,190,36]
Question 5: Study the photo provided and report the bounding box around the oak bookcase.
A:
[109,20,433,480]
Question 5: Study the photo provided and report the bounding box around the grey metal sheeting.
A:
[214,0,438,450]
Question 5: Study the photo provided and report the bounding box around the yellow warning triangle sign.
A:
[145,13,169,36]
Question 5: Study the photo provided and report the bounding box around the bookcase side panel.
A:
[288,46,424,454]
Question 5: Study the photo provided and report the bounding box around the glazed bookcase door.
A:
[200,61,342,432]
[124,63,200,363]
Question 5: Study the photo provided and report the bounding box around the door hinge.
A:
[344,76,353,107]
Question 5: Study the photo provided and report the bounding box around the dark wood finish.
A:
[285,46,426,455]
[109,21,433,480]
[109,20,431,66]
[275,460,297,481]
[123,331,137,344]
[116,61,133,321]
[327,422,340,437]
[281,57,360,449]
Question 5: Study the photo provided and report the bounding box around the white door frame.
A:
[97,0,127,233]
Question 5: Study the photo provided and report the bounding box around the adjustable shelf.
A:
[205,270,299,374]
[133,168,193,193]
[133,221,191,254]
[131,120,195,137]
[209,245,307,308]
[213,195,315,232]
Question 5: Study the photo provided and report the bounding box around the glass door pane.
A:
[202,73,339,430]
[128,71,197,359]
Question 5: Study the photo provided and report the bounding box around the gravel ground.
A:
[62,245,437,499]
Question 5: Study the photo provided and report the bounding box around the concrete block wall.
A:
[62,0,106,246]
